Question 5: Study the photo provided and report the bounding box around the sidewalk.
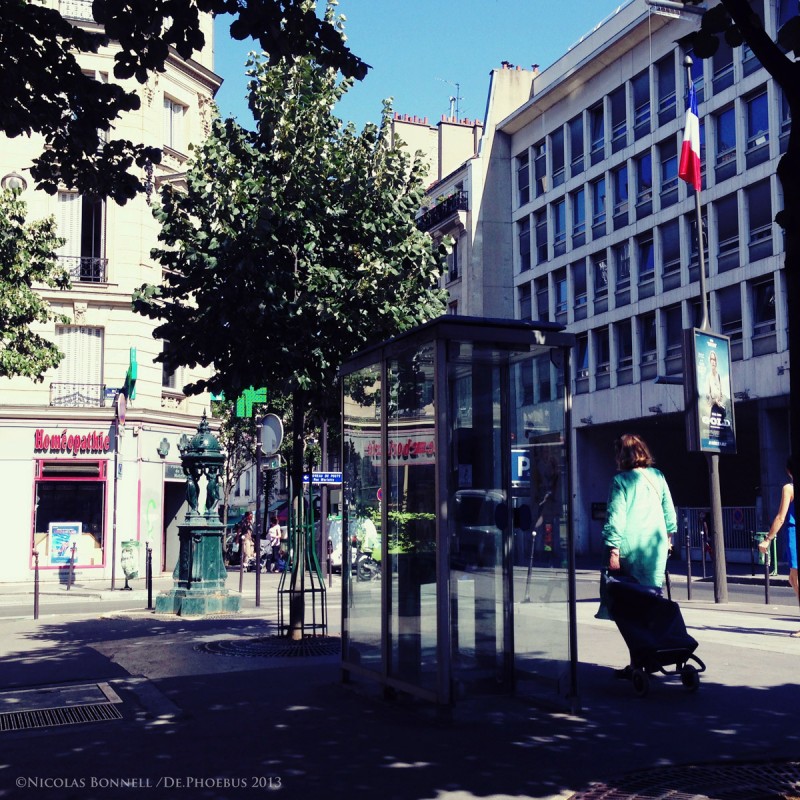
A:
[0,569,797,800]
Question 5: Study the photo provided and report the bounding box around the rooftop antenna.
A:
[436,78,461,118]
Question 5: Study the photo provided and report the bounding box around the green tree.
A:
[684,0,800,502]
[2,0,367,203]
[133,24,448,633]
[0,188,70,381]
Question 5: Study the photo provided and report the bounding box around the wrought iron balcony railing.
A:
[50,383,107,407]
[59,0,95,22]
[416,191,468,233]
[59,255,108,283]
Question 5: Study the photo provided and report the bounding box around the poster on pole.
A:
[683,329,737,454]
[49,522,82,565]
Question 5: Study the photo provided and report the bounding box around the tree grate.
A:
[196,634,341,658]
[570,761,800,800]
[0,703,122,732]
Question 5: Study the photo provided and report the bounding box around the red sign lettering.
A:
[33,429,111,456]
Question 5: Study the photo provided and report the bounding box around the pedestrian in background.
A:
[602,433,677,591]
[759,456,797,635]
[268,516,282,572]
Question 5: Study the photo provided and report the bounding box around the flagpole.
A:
[683,56,728,603]
[684,55,709,334]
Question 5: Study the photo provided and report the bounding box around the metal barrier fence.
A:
[676,505,759,558]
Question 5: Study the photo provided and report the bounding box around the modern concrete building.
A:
[0,1,220,584]
[406,0,794,563]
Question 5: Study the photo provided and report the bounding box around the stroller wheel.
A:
[680,665,700,692]
[631,668,649,698]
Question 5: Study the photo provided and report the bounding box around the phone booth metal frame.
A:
[340,316,578,709]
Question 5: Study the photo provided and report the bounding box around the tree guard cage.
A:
[339,316,578,709]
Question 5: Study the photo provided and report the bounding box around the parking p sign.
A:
[512,449,531,487]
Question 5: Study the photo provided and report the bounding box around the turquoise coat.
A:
[602,467,677,588]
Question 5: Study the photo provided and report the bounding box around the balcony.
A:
[50,383,107,407]
[417,191,468,233]
[59,255,108,283]
[59,0,95,21]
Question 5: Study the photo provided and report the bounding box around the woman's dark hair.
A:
[615,433,655,471]
[787,456,795,478]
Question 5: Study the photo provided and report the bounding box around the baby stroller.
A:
[606,574,706,697]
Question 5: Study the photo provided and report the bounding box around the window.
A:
[637,233,655,297]
[660,219,681,288]
[635,151,652,213]
[632,70,651,139]
[551,127,565,188]
[613,241,631,306]
[712,38,734,93]
[742,0,764,75]
[56,192,107,282]
[536,354,553,402]
[592,250,608,307]
[595,326,611,388]
[575,333,589,393]
[780,88,792,153]
[53,326,104,405]
[715,106,737,181]
[747,179,773,261]
[516,151,530,206]
[553,199,566,257]
[163,96,187,151]
[591,176,606,237]
[534,140,547,197]
[569,115,584,176]
[751,277,777,355]
[554,268,568,322]
[590,102,605,164]
[518,282,532,320]
[639,311,658,379]
[616,320,634,384]
[610,86,627,153]
[571,187,586,247]
[659,137,678,206]
[518,218,531,273]
[448,236,460,280]
[612,164,629,226]
[573,259,588,318]
[161,343,181,390]
[664,303,683,375]
[535,277,549,322]
[718,284,743,360]
[746,90,770,167]
[534,209,548,265]
[657,54,676,125]
[716,193,740,272]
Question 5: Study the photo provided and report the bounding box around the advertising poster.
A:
[49,522,82,566]
[684,329,737,454]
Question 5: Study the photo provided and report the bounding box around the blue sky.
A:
[213,1,632,131]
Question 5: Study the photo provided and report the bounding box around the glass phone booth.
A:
[340,316,577,708]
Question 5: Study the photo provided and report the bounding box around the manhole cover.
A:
[196,635,341,658]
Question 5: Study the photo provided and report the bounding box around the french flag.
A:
[678,82,701,191]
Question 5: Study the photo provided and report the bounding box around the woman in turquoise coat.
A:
[602,433,677,590]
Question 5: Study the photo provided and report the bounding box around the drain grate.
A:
[0,703,122,732]
[196,634,341,658]
[570,761,800,800]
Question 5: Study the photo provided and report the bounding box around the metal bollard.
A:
[146,542,153,610]
[764,543,771,605]
[67,542,76,590]
[33,550,40,620]
[684,515,692,601]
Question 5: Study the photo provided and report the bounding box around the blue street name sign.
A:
[302,471,343,484]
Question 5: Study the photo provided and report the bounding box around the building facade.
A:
[0,1,220,584]
[505,0,793,557]
[400,0,794,561]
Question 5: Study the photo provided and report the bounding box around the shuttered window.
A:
[54,326,104,385]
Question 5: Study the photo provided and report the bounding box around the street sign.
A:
[263,455,281,470]
[302,471,343,484]
[259,414,284,455]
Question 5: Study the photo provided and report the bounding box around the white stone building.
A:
[0,1,220,584]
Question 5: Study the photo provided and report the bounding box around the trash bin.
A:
[121,540,140,580]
